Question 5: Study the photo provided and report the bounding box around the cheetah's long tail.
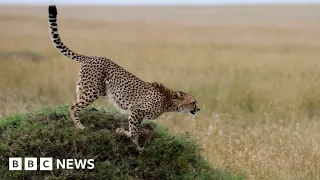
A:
[48,5,86,63]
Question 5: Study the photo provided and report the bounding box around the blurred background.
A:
[0,0,320,179]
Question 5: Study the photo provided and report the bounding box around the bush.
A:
[0,105,242,180]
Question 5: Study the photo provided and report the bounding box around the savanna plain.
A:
[0,4,320,180]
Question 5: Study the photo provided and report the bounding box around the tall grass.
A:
[0,5,320,179]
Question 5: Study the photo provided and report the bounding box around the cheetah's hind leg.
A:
[69,90,99,130]
[76,81,82,101]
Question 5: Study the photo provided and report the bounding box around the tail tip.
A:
[48,5,57,17]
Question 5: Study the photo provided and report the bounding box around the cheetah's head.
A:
[170,91,200,115]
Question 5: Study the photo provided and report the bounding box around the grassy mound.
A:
[0,105,241,180]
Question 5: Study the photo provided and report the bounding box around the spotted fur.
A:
[48,5,200,149]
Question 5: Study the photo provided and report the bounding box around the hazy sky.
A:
[1,0,320,5]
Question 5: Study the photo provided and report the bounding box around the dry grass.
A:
[1,5,320,180]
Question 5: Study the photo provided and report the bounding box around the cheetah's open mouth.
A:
[190,106,200,115]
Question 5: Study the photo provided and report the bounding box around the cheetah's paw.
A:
[136,146,144,152]
[75,123,86,130]
[116,128,125,135]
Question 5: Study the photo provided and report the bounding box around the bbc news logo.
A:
[9,157,95,171]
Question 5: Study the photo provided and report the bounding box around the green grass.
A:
[0,105,241,180]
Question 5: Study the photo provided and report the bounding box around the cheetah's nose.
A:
[197,108,200,111]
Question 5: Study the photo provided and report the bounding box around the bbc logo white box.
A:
[24,157,37,171]
[9,157,95,171]
[40,157,53,170]
[9,157,22,170]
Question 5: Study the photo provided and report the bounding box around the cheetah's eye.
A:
[177,92,184,98]
[192,101,196,105]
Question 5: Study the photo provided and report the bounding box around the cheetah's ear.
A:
[172,92,180,99]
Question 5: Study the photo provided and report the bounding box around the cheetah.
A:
[48,5,200,149]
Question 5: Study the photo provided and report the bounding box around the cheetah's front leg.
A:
[116,111,143,150]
